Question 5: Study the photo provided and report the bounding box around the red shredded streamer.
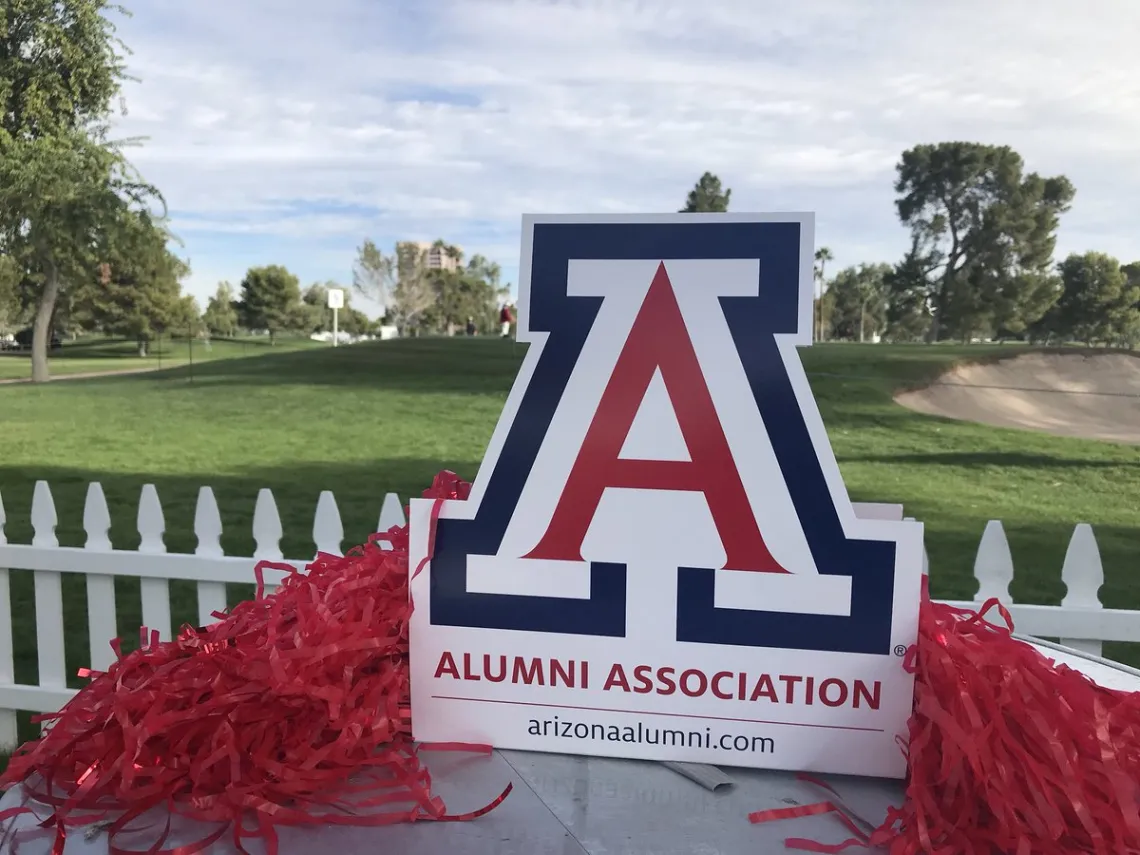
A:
[753,577,1140,854]
[0,471,511,855]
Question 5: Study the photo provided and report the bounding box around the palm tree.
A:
[813,247,834,341]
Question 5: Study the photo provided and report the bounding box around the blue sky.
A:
[111,0,1140,318]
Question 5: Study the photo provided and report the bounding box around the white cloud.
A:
[110,0,1140,312]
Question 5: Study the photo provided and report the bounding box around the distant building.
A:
[405,241,462,273]
[427,243,461,272]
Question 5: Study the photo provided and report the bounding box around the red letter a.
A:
[525,263,787,573]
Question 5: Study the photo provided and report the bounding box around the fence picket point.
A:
[137,484,172,642]
[194,487,228,627]
[31,482,58,549]
[252,489,284,561]
[252,488,285,596]
[973,520,1014,602]
[83,484,118,673]
[313,491,344,557]
[377,493,406,550]
[1060,523,1106,656]
[1061,524,1104,609]
[31,482,66,734]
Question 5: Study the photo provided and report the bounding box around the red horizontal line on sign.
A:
[430,695,886,733]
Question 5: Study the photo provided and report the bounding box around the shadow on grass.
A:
[83,337,1012,403]
[118,337,952,401]
[110,338,531,395]
[841,451,1140,470]
[50,338,148,359]
[58,336,303,356]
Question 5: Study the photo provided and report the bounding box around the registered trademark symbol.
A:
[893,645,907,657]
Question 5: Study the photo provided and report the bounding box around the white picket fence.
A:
[0,483,1133,751]
[0,480,408,749]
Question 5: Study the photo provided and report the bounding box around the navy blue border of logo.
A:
[428,221,896,656]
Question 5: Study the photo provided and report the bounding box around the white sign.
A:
[327,288,344,310]
[409,214,923,779]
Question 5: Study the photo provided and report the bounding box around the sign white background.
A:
[409,215,923,778]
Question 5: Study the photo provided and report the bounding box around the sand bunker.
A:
[895,352,1140,444]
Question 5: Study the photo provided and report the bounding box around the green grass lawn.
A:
[0,334,319,381]
[0,338,1138,745]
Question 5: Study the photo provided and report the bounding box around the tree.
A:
[352,239,393,309]
[1124,262,1140,289]
[390,243,437,334]
[202,281,239,338]
[813,247,834,341]
[1041,253,1140,346]
[339,306,371,336]
[680,172,731,213]
[825,264,892,341]
[420,258,504,336]
[0,255,24,334]
[437,239,463,267]
[68,211,191,355]
[1123,263,1140,348]
[466,254,502,290]
[237,265,304,343]
[351,239,436,334]
[168,294,202,338]
[467,253,511,328]
[814,247,834,282]
[894,143,1074,342]
[301,281,369,336]
[883,255,933,342]
[300,282,329,333]
[0,0,163,381]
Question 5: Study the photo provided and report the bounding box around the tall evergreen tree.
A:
[825,264,892,342]
[680,172,731,213]
[1042,253,1140,346]
[237,265,304,343]
[894,142,1074,342]
[202,281,240,338]
[69,212,191,355]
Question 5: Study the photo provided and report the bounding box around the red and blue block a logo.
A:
[421,214,918,656]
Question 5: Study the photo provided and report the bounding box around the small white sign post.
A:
[327,288,344,346]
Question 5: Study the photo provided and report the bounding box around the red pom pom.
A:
[756,580,1140,854]
[422,470,471,502]
[0,471,509,853]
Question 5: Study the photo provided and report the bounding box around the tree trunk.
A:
[30,259,61,383]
